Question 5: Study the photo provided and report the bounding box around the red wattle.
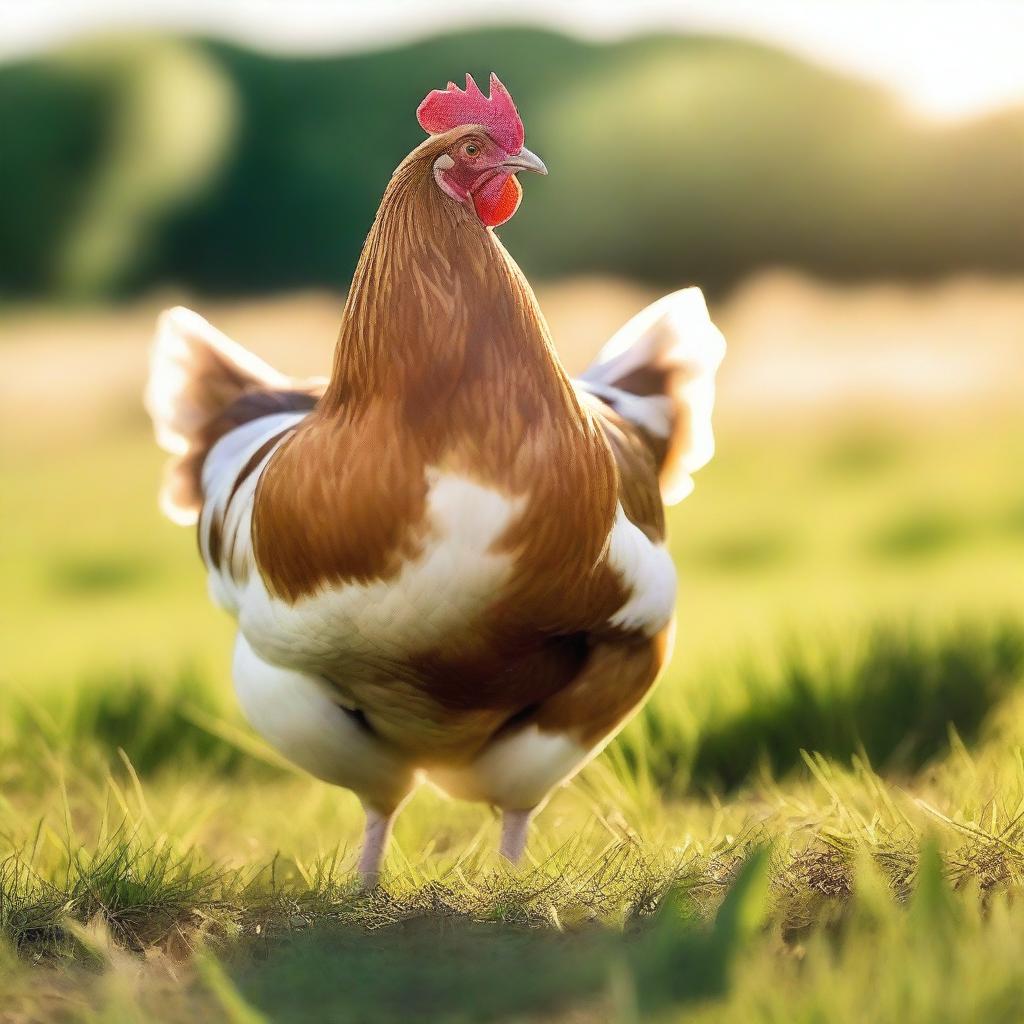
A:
[472,173,522,228]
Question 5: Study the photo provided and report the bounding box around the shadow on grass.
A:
[3,669,267,778]
[626,620,1024,794]
[227,853,769,1024]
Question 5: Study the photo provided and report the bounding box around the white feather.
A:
[430,725,589,810]
[232,634,413,811]
[199,412,307,613]
[581,287,726,505]
[144,306,291,457]
[226,472,524,674]
[605,505,677,636]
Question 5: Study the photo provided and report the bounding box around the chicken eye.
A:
[465,143,479,157]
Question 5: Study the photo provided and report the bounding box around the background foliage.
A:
[2,29,1023,300]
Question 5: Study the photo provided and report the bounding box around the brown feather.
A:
[254,128,622,622]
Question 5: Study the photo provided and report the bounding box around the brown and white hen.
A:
[145,74,725,882]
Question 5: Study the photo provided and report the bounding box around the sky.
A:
[3,0,1024,121]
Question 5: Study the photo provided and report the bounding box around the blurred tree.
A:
[53,38,236,298]
[0,62,107,296]
[0,28,1021,301]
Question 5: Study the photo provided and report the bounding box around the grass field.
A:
[2,274,1024,1022]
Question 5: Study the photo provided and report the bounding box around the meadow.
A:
[2,273,1024,1022]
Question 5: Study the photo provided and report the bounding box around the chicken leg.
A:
[358,806,397,885]
[499,808,533,864]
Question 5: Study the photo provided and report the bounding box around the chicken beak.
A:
[503,146,548,176]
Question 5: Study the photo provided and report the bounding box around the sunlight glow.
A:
[1,1,1023,122]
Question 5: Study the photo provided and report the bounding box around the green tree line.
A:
[1,28,1022,300]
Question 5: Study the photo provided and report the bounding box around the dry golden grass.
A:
[4,270,1022,451]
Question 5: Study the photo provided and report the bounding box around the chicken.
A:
[144,74,725,882]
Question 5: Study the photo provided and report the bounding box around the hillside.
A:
[1,29,1022,300]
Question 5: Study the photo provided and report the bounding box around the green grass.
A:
[4,370,1024,1019]
[8,731,1024,1023]
[623,619,1024,793]
[867,509,968,560]
[3,668,258,780]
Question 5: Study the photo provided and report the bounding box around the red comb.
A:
[416,73,524,154]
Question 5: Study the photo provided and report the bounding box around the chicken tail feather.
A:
[579,288,726,505]
[144,306,318,526]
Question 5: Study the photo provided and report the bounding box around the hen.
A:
[145,74,725,881]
